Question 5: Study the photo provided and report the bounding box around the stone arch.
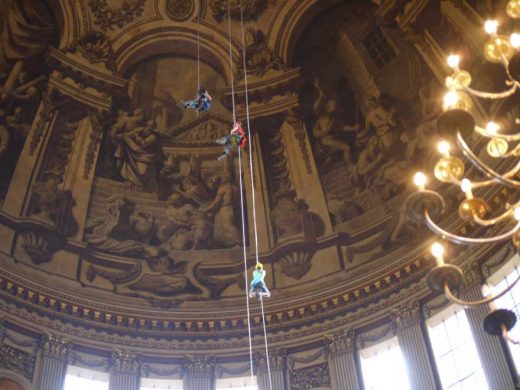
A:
[112,24,240,83]
[267,0,343,66]
[0,372,31,390]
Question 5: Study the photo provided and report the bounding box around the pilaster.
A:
[390,302,437,390]
[325,329,362,390]
[37,334,70,390]
[256,349,287,390]
[461,279,516,390]
[183,355,215,390]
[109,350,140,390]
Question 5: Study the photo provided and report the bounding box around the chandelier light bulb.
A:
[514,207,520,221]
[431,242,445,266]
[447,54,461,69]
[511,33,520,48]
[485,19,499,35]
[481,284,498,311]
[486,121,501,134]
[413,172,427,190]
[437,140,451,156]
[508,0,520,18]
[461,178,473,199]
[443,90,459,110]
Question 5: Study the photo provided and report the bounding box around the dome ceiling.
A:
[0,0,513,353]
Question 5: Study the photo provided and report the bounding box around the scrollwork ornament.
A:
[29,99,54,156]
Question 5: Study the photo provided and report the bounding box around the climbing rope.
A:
[225,0,255,385]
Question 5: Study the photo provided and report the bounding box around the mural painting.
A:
[84,56,247,307]
[293,3,441,241]
[0,1,56,201]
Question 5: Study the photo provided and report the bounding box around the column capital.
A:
[111,349,140,375]
[41,333,70,360]
[390,301,422,331]
[255,348,287,372]
[324,328,356,357]
[183,355,215,378]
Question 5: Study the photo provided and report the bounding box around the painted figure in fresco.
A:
[249,263,270,299]
[216,121,247,160]
[358,96,397,153]
[85,195,161,258]
[3,72,42,120]
[157,193,211,250]
[0,124,9,158]
[110,108,145,139]
[113,119,159,192]
[312,79,357,167]
[200,174,241,247]
[179,87,212,116]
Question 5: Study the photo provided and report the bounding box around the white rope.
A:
[238,147,255,383]
[226,0,254,383]
[260,296,273,390]
[238,1,273,388]
[238,0,260,266]
[197,7,201,91]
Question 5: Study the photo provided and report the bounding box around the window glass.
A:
[64,366,109,390]
[140,377,183,389]
[359,337,410,390]
[215,376,257,390]
[427,307,488,390]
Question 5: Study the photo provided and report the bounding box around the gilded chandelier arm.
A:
[443,273,520,307]
[457,132,520,187]
[463,83,519,99]
[424,211,520,245]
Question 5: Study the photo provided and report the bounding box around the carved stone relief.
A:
[87,0,146,31]
[166,0,195,22]
[0,344,36,381]
[289,362,331,390]
[211,0,274,22]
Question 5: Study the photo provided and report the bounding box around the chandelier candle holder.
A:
[405,0,520,342]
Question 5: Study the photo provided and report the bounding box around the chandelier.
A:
[405,0,520,343]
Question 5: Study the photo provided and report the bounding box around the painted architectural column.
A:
[461,274,515,390]
[325,329,362,390]
[183,356,215,390]
[257,349,287,390]
[109,350,140,390]
[37,334,70,390]
[391,302,437,390]
[279,110,332,233]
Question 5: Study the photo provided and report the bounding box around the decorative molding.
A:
[289,362,331,390]
[215,362,252,378]
[287,349,325,369]
[68,350,111,371]
[141,364,182,378]
[84,110,108,179]
[66,31,115,72]
[87,0,146,31]
[112,349,140,374]
[0,344,36,381]
[29,99,54,156]
[41,333,70,360]
[211,0,271,22]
